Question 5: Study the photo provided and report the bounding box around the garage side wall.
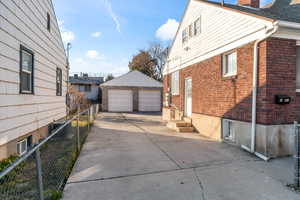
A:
[101,86,163,112]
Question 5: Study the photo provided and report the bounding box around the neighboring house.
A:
[163,0,300,158]
[101,71,163,112]
[0,0,68,159]
[69,74,104,104]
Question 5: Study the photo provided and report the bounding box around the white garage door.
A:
[108,90,133,112]
[139,90,161,112]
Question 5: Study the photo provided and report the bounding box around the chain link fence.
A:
[0,105,99,200]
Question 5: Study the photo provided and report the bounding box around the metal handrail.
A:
[0,109,89,180]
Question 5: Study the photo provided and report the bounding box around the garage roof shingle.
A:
[101,71,163,88]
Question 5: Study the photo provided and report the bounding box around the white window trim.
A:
[223,119,235,142]
[20,46,34,94]
[194,17,201,36]
[17,139,28,156]
[222,51,237,77]
[297,41,300,46]
[171,71,180,95]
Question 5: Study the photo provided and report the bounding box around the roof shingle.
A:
[198,0,300,23]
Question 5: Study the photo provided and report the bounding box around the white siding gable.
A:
[0,0,67,146]
[164,0,274,74]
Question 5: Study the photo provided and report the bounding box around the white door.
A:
[139,90,161,112]
[185,78,192,117]
[108,90,133,112]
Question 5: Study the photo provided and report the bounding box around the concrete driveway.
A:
[63,113,299,200]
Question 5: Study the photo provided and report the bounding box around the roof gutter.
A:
[277,20,300,29]
[242,22,279,161]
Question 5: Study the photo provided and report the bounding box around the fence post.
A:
[295,121,300,188]
[77,105,80,152]
[35,148,44,200]
[87,107,90,131]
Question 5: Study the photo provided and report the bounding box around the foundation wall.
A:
[0,125,49,160]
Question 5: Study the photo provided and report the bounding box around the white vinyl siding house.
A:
[164,0,273,75]
[0,0,67,158]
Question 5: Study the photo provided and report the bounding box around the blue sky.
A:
[52,0,272,76]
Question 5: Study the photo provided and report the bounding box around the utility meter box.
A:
[275,95,291,105]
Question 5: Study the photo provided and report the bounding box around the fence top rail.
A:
[0,108,90,180]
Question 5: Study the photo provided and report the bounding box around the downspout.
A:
[242,22,278,161]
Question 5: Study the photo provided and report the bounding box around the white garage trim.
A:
[108,90,133,112]
[139,90,161,112]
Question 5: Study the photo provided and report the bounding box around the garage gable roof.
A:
[101,71,163,88]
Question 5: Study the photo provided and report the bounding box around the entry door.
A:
[185,78,192,117]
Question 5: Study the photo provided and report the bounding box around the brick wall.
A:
[264,38,298,124]
[164,38,299,125]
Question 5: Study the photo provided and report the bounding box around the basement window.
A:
[222,51,237,77]
[223,120,235,142]
[17,136,32,156]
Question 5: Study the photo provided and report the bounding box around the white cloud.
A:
[86,50,104,60]
[156,19,179,41]
[91,32,102,38]
[58,20,75,44]
[104,0,121,33]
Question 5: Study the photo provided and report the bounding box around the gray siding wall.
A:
[0,0,67,146]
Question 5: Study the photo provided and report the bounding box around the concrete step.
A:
[167,120,196,133]
[176,126,195,133]
[167,121,192,129]
[184,117,192,123]
[175,121,192,127]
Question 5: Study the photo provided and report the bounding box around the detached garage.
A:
[101,71,163,112]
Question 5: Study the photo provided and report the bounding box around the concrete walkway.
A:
[63,113,299,200]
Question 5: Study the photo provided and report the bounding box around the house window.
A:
[222,51,237,77]
[194,17,201,36]
[182,28,188,44]
[223,120,235,142]
[56,68,62,96]
[296,46,300,91]
[171,71,179,95]
[17,136,32,156]
[85,85,91,92]
[47,13,51,31]
[189,24,194,37]
[20,46,34,94]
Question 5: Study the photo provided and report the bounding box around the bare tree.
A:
[148,42,168,82]
[128,43,168,82]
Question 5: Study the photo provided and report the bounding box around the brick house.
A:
[163,0,300,159]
